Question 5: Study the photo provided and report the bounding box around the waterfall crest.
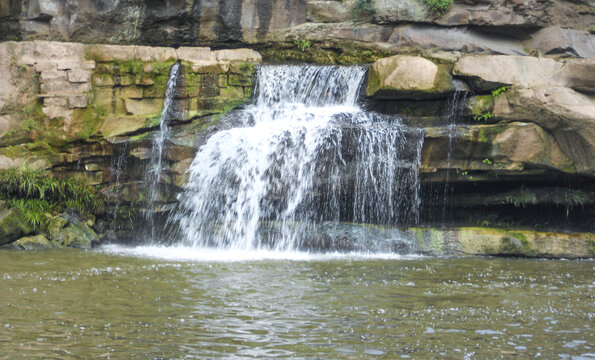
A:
[171,65,424,251]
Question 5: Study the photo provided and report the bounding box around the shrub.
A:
[0,168,99,230]
[422,0,453,16]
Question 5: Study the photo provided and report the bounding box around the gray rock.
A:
[9,234,59,250]
[0,208,33,246]
[525,27,595,58]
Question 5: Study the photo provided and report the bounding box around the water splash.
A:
[171,65,424,251]
[145,62,182,240]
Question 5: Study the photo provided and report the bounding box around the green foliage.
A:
[491,86,508,97]
[422,0,452,16]
[361,50,373,58]
[482,158,493,165]
[353,0,374,19]
[503,186,537,207]
[294,38,312,52]
[0,168,99,230]
[473,111,494,122]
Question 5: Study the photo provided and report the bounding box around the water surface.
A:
[0,248,593,359]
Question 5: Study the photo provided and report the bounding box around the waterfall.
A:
[145,62,182,240]
[171,65,424,251]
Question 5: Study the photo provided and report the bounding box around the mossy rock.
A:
[407,227,595,258]
[8,234,60,250]
[54,220,99,249]
[367,55,455,100]
[0,208,33,246]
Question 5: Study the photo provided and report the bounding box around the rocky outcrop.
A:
[366,55,455,99]
[0,206,32,245]
[0,40,261,248]
[407,227,595,258]
[1,0,593,61]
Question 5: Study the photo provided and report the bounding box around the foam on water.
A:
[99,244,423,262]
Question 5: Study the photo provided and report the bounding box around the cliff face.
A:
[1,0,593,58]
[0,0,594,255]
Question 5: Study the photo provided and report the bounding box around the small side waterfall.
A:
[110,140,129,230]
[170,65,424,251]
[145,62,182,240]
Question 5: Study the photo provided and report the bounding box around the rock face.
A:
[1,0,593,61]
[408,227,595,259]
[0,40,261,248]
[367,55,455,99]
[0,207,32,245]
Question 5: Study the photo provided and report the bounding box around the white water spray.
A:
[172,65,424,251]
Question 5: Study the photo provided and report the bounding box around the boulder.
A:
[0,208,33,245]
[9,234,59,250]
[524,27,595,58]
[494,86,595,175]
[367,55,455,99]
[407,227,595,258]
[421,122,574,174]
[307,0,358,23]
[387,25,526,55]
[556,59,595,94]
[53,219,99,249]
[453,55,562,91]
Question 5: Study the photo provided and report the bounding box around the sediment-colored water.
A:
[1,248,592,359]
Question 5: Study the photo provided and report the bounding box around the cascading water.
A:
[171,65,424,252]
[145,62,182,240]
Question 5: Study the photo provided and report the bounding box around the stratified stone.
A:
[367,55,454,99]
[453,55,562,91]
[10,234,59,250]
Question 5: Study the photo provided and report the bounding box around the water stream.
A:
[145,62,182,241]
[171,65,424,251]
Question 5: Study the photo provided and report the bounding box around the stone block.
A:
[190,61,229,74]
[40,69,68,83]
[67,69,91,83]
[92,75,115,87]
[133,46,178,62]
[124,98,162,116]
[214,49,262,63]
[40,81,91,95]
[86,44,136,62]
[177,47,214,63]
[122,86,144,99]
[43,96,68,106]
[68,95,87,109]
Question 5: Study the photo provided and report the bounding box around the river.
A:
[1,247,593,359]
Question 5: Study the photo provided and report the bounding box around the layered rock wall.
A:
[1,0,593,60]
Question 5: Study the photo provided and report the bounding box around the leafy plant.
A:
[353,0,374,19]
[503,186,537,208]
[0,168,99,230]
[482,158,493,165]
[294,38,312,52]
[422,0,452,16]
[473,111,494,122]
[361,50,373,58]
[491,86,508,97]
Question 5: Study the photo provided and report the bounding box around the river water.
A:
[1,247,593,359]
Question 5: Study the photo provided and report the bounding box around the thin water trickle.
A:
[145,62,182,241]
[171,65,424,251]
[441,90,469,223]
[109,141,129,230]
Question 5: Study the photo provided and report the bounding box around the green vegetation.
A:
[503,186,537,207]
[473,111,494,122]
[491,86,507,97]
[294,38,312,52]
[0,168,99,230]
[422,0,452,16]
[353,0,374,20]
